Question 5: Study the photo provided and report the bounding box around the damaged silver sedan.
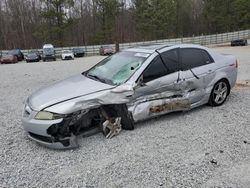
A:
[22,44,238,149]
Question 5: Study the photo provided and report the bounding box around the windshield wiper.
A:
[86,73,105,82]
[86,73,115,85]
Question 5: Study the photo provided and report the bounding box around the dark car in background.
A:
[8,49,24,61]
[99,46,114,56]
[231,39,248,46]
[0,54,18,64]
[26,52,40,63]
[73,48,85,57]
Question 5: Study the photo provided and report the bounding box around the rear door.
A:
[179,48,216,104]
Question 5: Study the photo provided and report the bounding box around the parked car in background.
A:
[99,46,114,56]
[73,48,85,57]
[8,49,24,61]
[61,50,74,60]
[26,52,40,63]
[231,39,248,46]
[31,50,41,61]
[0,54,18,64]
[42,44,56,61]
[22,44,238,149]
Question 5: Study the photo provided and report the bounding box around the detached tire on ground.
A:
[209,79,230,106]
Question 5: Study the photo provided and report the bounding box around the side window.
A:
[142,56,168,83]
[162,49,180,74]
[201,50,214,64]
[181,48,212,70]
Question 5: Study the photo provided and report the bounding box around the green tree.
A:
[34,0,75,46]
[203,0,250,33]
[91,0,121,44]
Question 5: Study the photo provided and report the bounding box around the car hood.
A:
[27,55,38,59]
[28,74,115,111]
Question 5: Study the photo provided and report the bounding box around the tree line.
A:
[0,0,249,50]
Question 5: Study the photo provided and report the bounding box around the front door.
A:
[130,48,190,122]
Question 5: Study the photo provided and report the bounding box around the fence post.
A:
[115,42,119,52]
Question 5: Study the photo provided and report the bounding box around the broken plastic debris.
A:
[102,117,122,139]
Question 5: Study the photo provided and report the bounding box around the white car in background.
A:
[61,50,74,60]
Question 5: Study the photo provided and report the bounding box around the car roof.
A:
[124,43,208,54]
[43,44,54,48]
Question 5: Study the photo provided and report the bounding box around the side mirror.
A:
[111,84,134,94]
[139,81,147,87]
[135,75,147,88]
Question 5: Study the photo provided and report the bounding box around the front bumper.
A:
[62,55,74,60]
[43,55,56,61]
[26,58,39,62]
[0,59,15,63]
[21,106,78,149]
[27,132,78,149]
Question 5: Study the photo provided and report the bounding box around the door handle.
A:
[207,70,213,73]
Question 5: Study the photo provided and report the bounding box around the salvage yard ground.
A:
[0,46,250,187]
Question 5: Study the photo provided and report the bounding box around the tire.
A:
[103,104,134,130]
[121,112,134,130]
[209,79,230,106]
[116,105,134,130]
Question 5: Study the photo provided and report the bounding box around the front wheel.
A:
[209,80,230,106]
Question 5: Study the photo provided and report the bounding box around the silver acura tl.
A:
[22,44,238,149]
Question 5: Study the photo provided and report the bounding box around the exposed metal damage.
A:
[149,98,191,114]
[44,103,133,148]
[42,85,193,148]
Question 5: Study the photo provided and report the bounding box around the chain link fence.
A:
[1,29,250,57]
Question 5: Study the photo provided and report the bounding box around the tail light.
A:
[230,60,238,68]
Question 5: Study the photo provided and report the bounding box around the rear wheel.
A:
[209,80,230,106]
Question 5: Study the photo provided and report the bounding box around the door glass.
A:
[201,50,214,64]
[162,49,180,74]
[143,56,168,83]
[181,48,208,70]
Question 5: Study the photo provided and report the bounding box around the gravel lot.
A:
[1,46,250,188]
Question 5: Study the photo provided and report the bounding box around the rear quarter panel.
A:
[209,49,238,89]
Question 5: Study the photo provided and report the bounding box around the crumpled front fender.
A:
[45,84,134,114]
